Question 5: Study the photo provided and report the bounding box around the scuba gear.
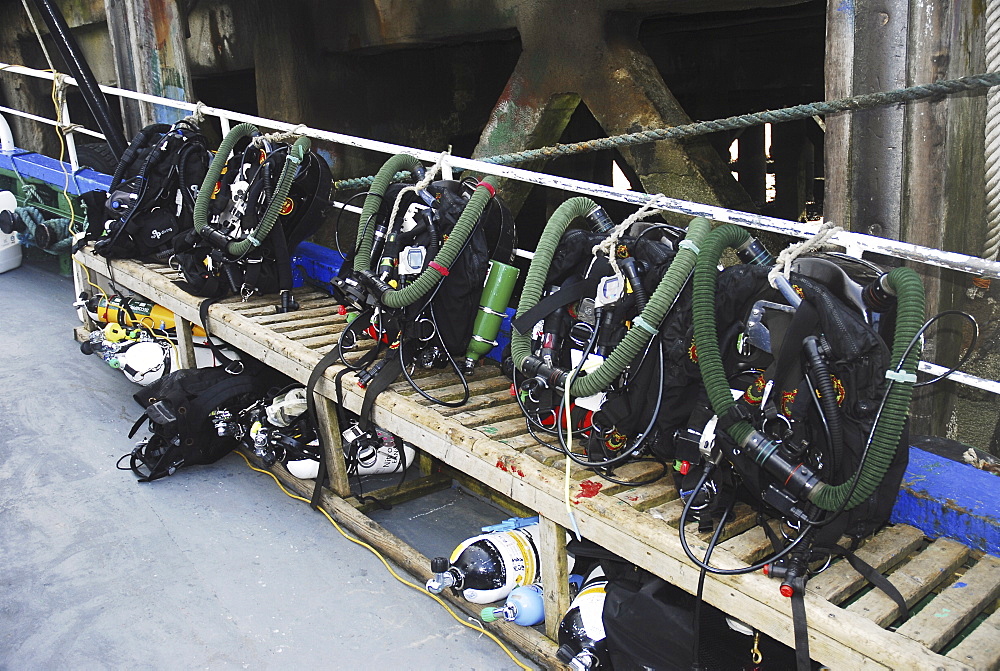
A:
[176,123,332,311]
[213,385,320,469]
[557,565,610,671]
[83,120,212,262]
[85,294,207,338]
[672,224,923,669]
[426,517,540,604]
[305,153,513,509]
[121,365,260,482]
[80,321,172,385]
[340,421,416,477]
[480,584,545,626]
[508,197,711,473]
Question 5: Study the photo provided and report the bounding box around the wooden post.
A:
[538,515,571,641]
[314,393,350,498]
[736,125,767,209]
[902,0,987,437]
[173,317,197,370]
[824,0,855,228]
[104,0,194,130]
[849,0,909,241]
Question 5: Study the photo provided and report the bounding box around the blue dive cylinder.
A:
[480,584,544,626]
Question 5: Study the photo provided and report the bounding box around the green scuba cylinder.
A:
[463,260,520,372]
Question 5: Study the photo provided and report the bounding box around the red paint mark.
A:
[495,459,525,478]
[627,496,639,502]
[575,480,603,500]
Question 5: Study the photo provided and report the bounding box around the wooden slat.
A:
[717,519,785,564]
[614,480,678,511]
[282,324,347,341]
[945,606,1000,670]
[252,303,340,323]
[450,403,526,428]
[475,416,535,440]
[271,315,347,333]
[539,517,571,641]
[847,538,970,627]
[809,525,927,605]
[895,553,1000,652]
[438,389,516,417]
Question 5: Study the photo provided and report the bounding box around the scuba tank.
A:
[85,294,207,337]
[426,517,540,604]
[480,584,544,626]
[463,259,520,372]
[341,422,417,476]
[557,565,611,670]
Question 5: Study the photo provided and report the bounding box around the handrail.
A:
[1,60,997,395]
[4,60,1000,280]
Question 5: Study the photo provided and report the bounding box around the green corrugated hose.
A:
[691,224,925,511]
[194,123,309,257]
[351,153,498,309]
[511,197,710,398]
[354,153,423,273]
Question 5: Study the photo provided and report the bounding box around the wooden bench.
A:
[74,247,1000,670]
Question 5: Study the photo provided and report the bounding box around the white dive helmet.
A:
[120,341,169,385]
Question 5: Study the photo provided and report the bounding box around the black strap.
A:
[198,298,242,371]
[511,273,603,335]
[824,544,909,621]
[305,347,348,509]
[789,576,811,671]
[358,356,403,433]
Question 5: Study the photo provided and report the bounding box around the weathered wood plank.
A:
[809,525,926,605]
[251,302,341,322]
[438,390,518,417]
[717,519,784,564]
[895,553,1000,652]
[847,538,970,627]
[539,517,571,641]
[449,403,526,428]
[614,480,678,512]
[945,605,1000,670]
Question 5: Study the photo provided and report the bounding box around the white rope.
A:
[251,123,309,147]
[385,150,450,232]
[768,220,843,288]
[183,101,207,125]
[20,0,56,72]
[983,0,1000,261]
[590,194,667,285]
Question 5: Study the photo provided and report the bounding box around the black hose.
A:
[803,335,843,476]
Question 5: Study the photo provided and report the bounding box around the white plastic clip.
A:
[678,239,700,255]
[885,369,917,384]
[633,315,659,336]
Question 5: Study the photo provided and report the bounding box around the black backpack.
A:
[86,120,211,262]
[507,223,682,468]
[330,175,514,408]
[121,366,260,482]
[172,126,332,312]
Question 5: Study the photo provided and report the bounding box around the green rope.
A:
[332,71,1000,192]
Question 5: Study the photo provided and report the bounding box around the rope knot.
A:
[767,221,843,289]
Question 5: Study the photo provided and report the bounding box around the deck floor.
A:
[0,259,533,670]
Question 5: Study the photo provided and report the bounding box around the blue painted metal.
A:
[891,446,1000,555]
[0,147,112,195]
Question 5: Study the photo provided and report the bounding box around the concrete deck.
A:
[0,257,531,670]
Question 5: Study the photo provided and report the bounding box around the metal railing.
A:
[2,60,998,394]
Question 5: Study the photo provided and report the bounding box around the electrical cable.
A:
[678,462,813,575]
[910,310,979,387]
[232,450,532,670]
[692,492,736,670]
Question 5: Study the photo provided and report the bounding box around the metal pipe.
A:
[27,0,127,158]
